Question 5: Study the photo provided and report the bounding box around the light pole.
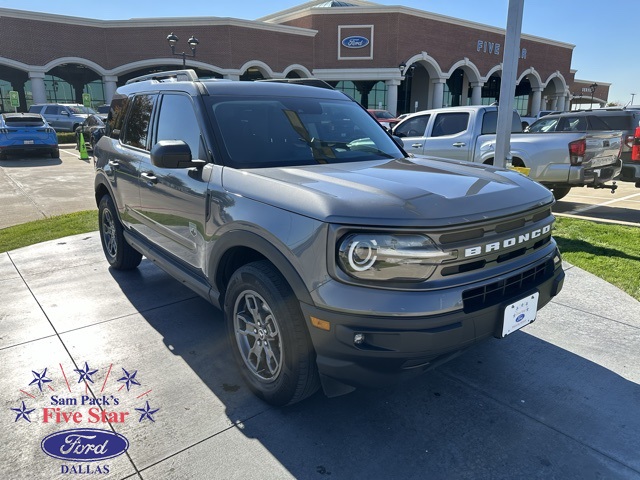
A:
[589,83,598,109]
[631,93,636,105]
[167,32,199,68]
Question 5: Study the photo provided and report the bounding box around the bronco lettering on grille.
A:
[464,224,552,258]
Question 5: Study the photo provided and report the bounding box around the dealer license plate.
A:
[501,292,539,337]
[23,140,34,145]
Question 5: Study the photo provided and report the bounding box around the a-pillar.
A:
[530,88,542,116]
[103,76,118,105]
[431,79,445,110]
[29,72,47,104]
[470,82,483,105]
[385,79,400,116]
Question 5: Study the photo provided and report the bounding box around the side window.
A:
[123,94,155,150]
[481,111,523,134]
[28,105,40,113]
[106,94,130,138]
[156,94,203,159]
[527,117,559,133]
[588,116,615,130]
[45,106,61,115]
[394,115,430,138]
[559,117,587,132]
[431,112,469,137]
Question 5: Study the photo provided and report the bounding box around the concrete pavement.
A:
[1,233,639,479]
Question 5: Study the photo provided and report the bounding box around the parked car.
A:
[520,110,560,128]
[527,108,640,187]
[0,113,59,159]
[96,104,110,121]
[94,70,564,405]
[367,109,401,129]
[28,103,98,132]
[75,114,106,150]
[393,106,622,200]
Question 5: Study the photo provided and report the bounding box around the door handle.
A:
[452,142,466,147]
[411,143,423,148]
[141,172,157,184]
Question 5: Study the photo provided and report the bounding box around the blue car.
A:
[0,113,59,160]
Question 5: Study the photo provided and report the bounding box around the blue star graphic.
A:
[11,401,36,423]
[74,362,98,384]
[29,368,52,392]
[135,401,159,422]
[117,368,141,391]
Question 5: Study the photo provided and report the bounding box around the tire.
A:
[551,186,571,201]
[98,194,142,270]
[224,261,320,406]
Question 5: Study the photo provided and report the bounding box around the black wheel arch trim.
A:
[211,230,314,307]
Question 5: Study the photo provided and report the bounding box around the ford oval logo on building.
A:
[41,428,129,462]
[342,36,369,49]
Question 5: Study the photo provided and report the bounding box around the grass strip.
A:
[554,217,640,301]
[0,210,98,253]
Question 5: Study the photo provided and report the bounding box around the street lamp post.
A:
[167,32,199,68]
[589,83,598,109]
[631,93,636,105]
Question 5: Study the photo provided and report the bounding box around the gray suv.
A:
[28,103,96,132]
[94,70,564,405]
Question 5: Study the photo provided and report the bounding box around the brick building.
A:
[0,0,610,115]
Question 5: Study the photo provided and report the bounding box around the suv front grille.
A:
[462,258,554,313]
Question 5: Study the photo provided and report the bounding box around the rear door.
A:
[423,111,472,161]
[43,105,63,130]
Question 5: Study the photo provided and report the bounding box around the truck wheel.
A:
[98,195,142,270]
[551,187,571,201]
[224,261,320,406]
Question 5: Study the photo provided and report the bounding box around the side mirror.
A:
[392,135,405,149]
[150,140,205,169]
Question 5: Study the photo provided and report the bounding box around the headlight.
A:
[337,233,454,282]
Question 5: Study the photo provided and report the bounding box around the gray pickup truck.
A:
[94,71,564,405]
[394,106,622,200]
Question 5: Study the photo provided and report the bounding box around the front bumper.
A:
[301,249,564,390]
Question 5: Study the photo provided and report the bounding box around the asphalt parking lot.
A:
[1,151,640,479]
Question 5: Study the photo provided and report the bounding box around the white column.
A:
[385,79,400,116]
[564,94,570,112]
[470,82,483,105]
[550,96,558,110]
[431,79,445,109]
[103,75,118,105]
[29,72,47,104]
[556,94,565,112]
[530,88,542,116]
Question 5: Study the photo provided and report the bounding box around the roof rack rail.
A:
[258,78,335,90]
[126,69,199,85]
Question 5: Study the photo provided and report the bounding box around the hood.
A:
[221,157,554,227]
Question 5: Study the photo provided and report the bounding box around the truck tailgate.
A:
[585,131,622,167]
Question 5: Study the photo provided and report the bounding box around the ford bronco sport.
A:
[94,70,564,405]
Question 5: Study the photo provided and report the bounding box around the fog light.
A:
[353,333,365,345]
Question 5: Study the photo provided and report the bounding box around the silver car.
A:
[28,103,97,132]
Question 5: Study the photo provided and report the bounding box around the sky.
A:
[2,0,637,104]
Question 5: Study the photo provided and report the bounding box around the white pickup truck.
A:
[393,106,622,199]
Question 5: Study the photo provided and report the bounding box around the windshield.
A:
[68,105,97,115]
[209,96,404,168]
[372,110,395,120]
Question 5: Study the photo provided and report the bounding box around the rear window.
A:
[3,115,46,126]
